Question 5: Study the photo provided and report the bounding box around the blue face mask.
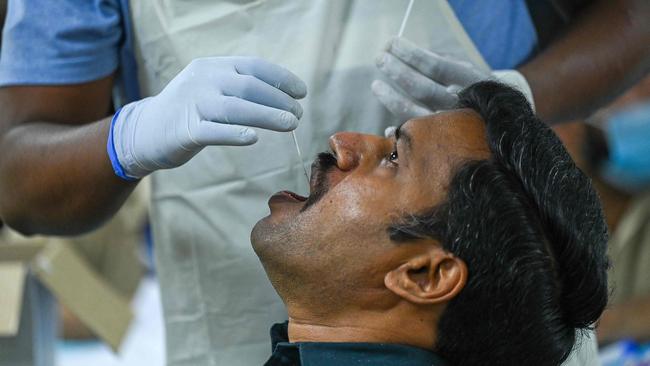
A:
[600,102,650,193]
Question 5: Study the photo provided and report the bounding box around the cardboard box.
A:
[0,241,133,351]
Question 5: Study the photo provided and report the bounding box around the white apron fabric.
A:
[128,1,597,365]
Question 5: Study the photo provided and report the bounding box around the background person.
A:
[552,76,650,346]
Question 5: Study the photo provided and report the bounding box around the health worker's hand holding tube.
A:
[372,37,534,120]
[108,57,307,180]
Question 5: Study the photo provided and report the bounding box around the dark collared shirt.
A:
[264,322,448,366]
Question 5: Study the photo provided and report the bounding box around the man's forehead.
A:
[403,109,490,187]
[403,109,489,152]
[403,108,484,131]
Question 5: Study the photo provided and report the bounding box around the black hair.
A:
[389,81,609,366]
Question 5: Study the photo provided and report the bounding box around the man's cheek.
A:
[322,185,389,227]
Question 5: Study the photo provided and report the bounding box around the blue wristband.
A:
[107,108,138,182]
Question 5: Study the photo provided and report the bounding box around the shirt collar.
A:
[266,322,448,366]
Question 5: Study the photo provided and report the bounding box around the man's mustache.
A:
[300,152,337,211]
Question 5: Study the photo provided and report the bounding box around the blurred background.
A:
[553,75,650,366]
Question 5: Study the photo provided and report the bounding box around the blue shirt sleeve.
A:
[0,0,123,86]
[449,0,538,70]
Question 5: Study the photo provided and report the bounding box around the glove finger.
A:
[385,37,485,86]
[222,73,304,118]
[199,95,299,132]
[377,52,458,109]
[371,79,431,122]
[234,57,308,99]
[194,121,259,146]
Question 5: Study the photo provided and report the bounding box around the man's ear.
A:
[384,245,467,305]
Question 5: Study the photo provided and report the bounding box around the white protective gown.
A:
[128,1,599,365]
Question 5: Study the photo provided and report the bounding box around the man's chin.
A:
[252,191,306,247]
[250,212,294,258]
[250,218,268,253]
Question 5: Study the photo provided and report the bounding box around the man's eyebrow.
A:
[395,122,413,151]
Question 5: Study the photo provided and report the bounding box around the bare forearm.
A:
[520,0,650,124]
[0,117,136,235]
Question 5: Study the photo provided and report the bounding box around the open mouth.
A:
[268,190,307,205]
[285,190,308,202]
[268,152,338,209]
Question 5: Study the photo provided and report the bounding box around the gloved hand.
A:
[108,57,307,180]
[372,37,534,121]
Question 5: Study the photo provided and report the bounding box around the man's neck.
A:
[286,303,437,350]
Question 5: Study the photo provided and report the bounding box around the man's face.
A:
[251,109,490,308]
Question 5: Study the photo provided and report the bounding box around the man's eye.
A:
[388,150,398,163]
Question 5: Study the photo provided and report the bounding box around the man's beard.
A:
[301,152,337,212]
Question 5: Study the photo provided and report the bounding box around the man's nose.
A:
[329,132,363,171]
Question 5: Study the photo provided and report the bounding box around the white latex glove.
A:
[372,37,534,121]
[108,57,307,180]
